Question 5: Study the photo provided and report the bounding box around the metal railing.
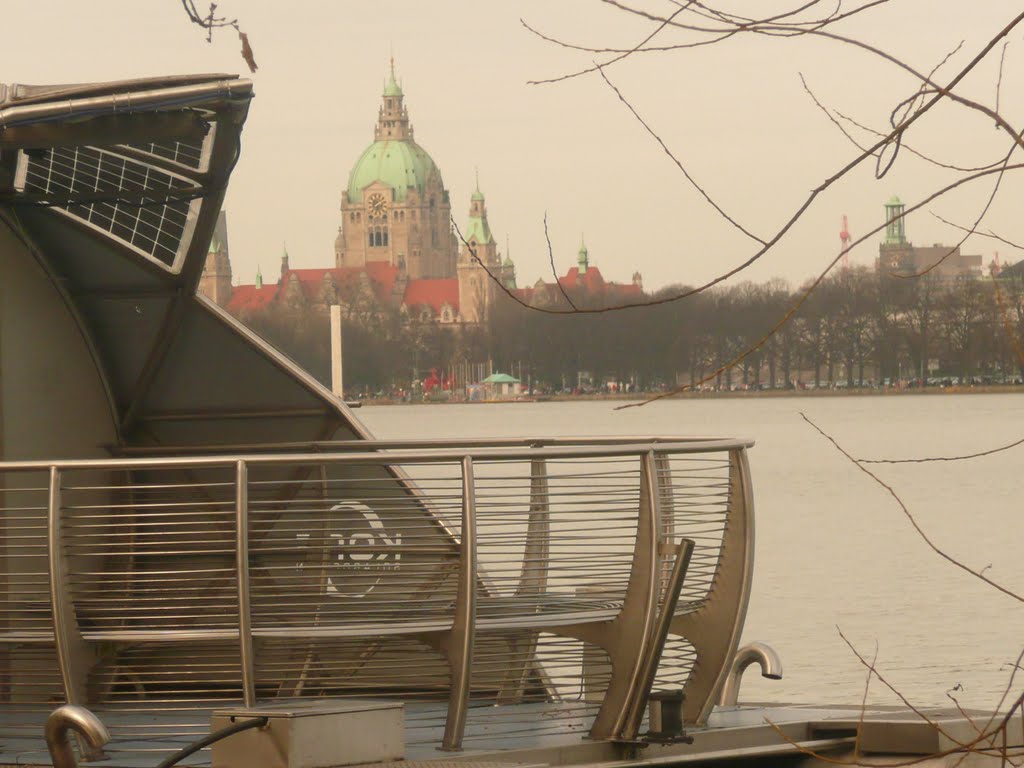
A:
[0,436,754,751]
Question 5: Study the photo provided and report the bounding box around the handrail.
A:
[0,437,754,472]
[114,435,753,456]
[3,437,754,750]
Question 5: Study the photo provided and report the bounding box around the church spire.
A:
[384,55,402,97]
[377,58,412,141]
[578,235,589,274]
[461,181,497,266]
[467,177,489,231]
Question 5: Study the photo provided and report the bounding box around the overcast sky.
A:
[4,2,1022,291]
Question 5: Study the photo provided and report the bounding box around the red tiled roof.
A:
[403,278,459,314]
[280,263,401,305]
[517,265,643,307]
[225,283,278,313]
[513,286,537,304]
[351,262,401,303]
[558,266,607,292]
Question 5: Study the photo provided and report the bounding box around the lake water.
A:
[358,393,1024,712]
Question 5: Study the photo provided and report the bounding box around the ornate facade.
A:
[334,63,457,279]
[201,63,643,325]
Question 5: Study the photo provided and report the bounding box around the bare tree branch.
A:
[800,413,1023,604]
[179,0,257,72]
[595,63,767,245]
[544,212,578,310]
[857,438,1024,464]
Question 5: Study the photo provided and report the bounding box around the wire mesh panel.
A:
[123,133,210,171]
[658,452,732,608]
[62,466,239,637]
[247,461,462,634]
[0,470,52,637]
[473,456,640,607]
[457,633,609,748]
[19,143,202,269]
[649,451,733,697]
[0,469,64,741]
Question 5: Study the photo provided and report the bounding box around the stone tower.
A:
[335,60,456,279]
[458,183,502,324]
[879,195,913,271]
[198,212,232,306]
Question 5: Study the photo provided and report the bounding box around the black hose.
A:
[155,716,268,768]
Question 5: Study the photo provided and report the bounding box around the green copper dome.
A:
[346,139,442,203]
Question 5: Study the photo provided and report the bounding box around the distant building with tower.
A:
[517,239,644,307]
[200,62,644,324]
[876,195,982,279]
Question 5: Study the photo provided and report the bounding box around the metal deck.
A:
[5,701,1016,767]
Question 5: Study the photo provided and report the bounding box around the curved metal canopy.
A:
[1,74,370,456]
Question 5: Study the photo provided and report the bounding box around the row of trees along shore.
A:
[241,266,1024,395]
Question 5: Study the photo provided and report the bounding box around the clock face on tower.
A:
[367,193,388,217]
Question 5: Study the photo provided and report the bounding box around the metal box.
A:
[211,700,404,768]
[648,690,687,739]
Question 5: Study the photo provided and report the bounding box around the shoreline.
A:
[353,383,1023,406]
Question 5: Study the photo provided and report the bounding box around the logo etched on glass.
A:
[296,502,402,598]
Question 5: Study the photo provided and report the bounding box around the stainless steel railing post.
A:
[441,456,478,751]
[48,468,104,760]
[48,467,75,702]
[518,457,550,597]
[671,446,756,725]
[655,453,676,594]
[587,451,662,740]
[235,460,256,708]
[497,456,551,704]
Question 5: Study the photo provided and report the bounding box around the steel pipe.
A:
[716,642,783,707]
[441,455,478,751]
[0,437,754,473]
[45,705,110,768]
[236,460,256,707]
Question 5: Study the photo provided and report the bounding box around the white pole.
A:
[330,304,343,398]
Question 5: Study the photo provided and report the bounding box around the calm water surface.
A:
[358,393,1024,711]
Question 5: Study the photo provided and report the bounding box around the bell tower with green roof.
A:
[458,180,503,324]
[878,194,914,273]
[376,58,412,142]
[335,59,456,280]
[884,195,908,245]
